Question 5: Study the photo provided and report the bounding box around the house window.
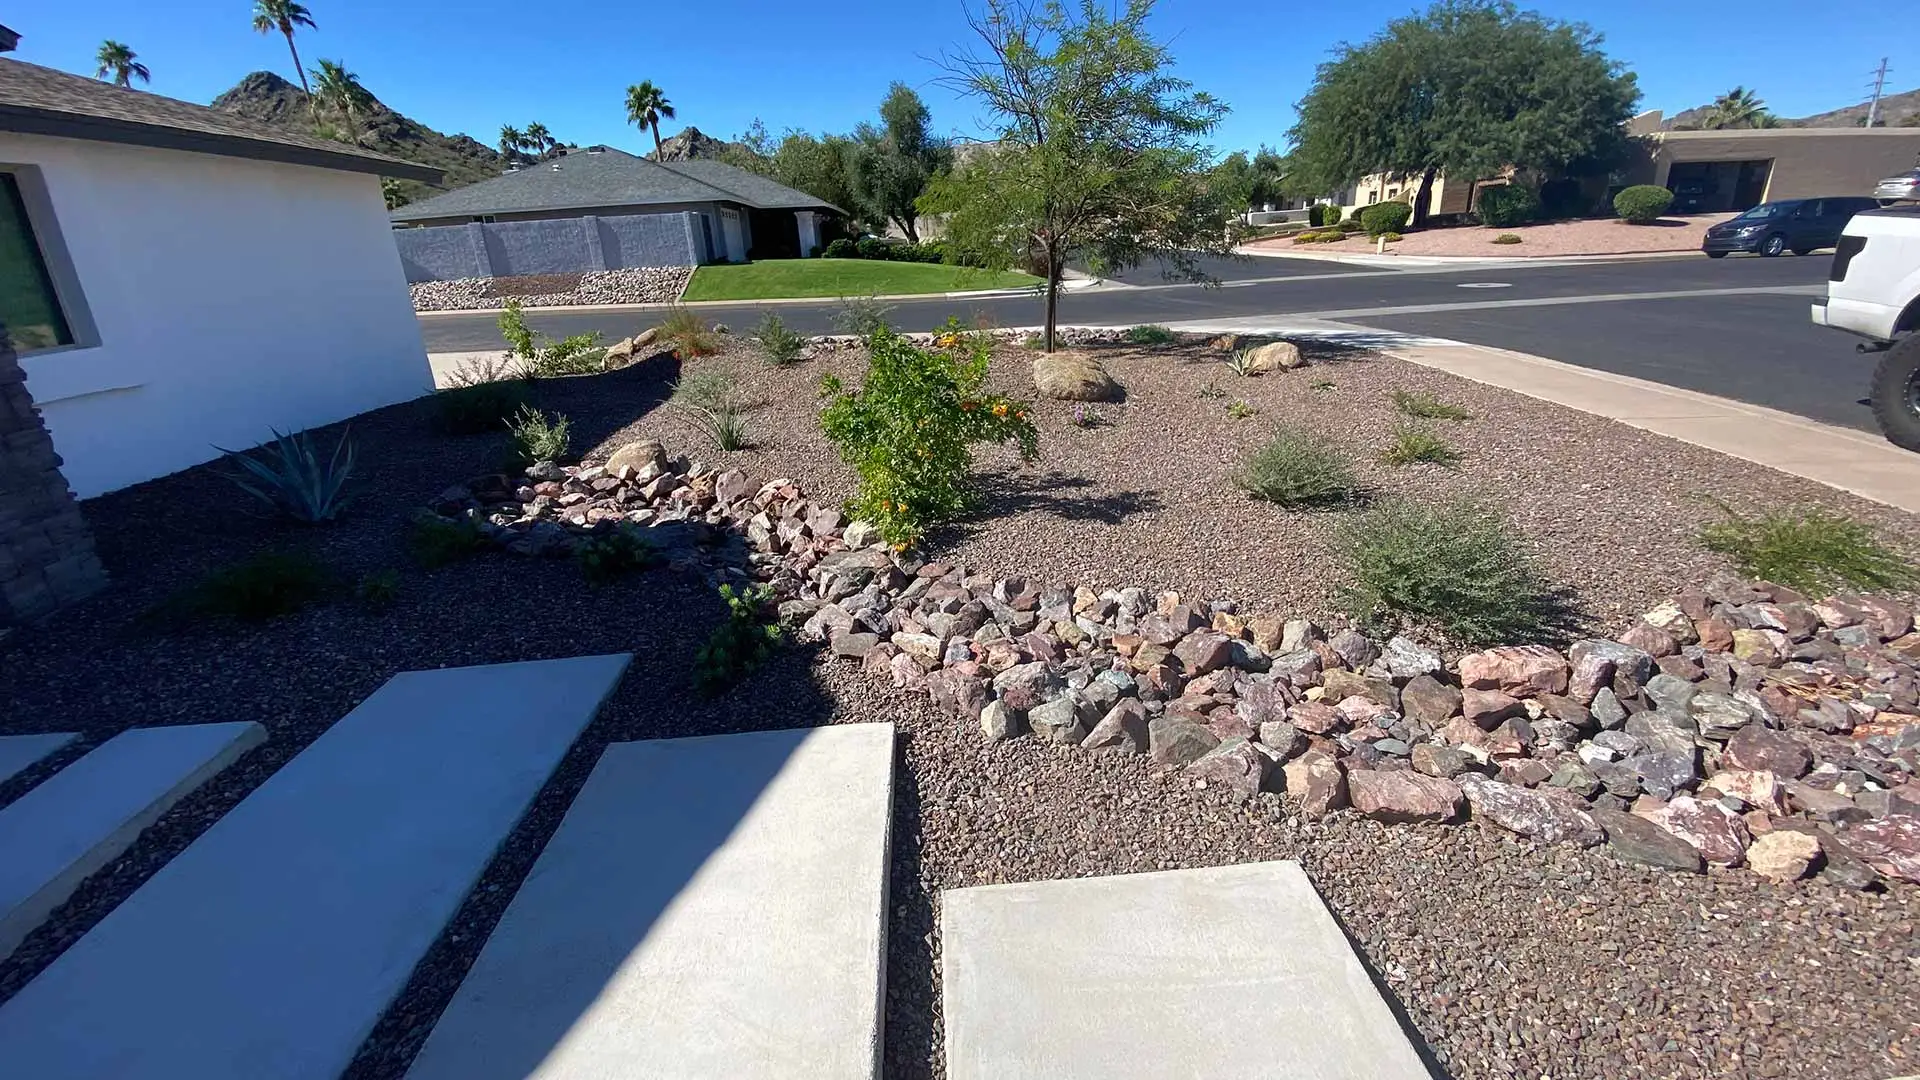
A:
[0,171,74,353]
[1367,191,1380,205]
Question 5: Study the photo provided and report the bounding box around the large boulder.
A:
[605,439,668,482]
[1347,770,1465,824]
[1282,751,1348,818]
[1642,795,1750,867]
[1593,808,1704,872]
[1149,714,1220,766]
[1747,830,1822,882]
[1084,699,1151,754]
[1236,341,1305,374]
[1186,737,1272,801]
[1458,776,1604,846]
[1032,351,1121,401]
[1457,645,1570,698]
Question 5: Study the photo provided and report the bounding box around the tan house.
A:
[1333,120,1920,219]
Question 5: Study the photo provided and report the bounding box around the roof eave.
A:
[0,104,443,183]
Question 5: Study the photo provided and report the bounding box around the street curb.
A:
[412,278,1094,319]
[1235,246,1706,268]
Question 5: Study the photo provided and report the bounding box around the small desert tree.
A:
[922,0,1239,352]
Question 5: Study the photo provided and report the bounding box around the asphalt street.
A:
[418,252,1872,430]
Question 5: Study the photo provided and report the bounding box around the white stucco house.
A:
[0,57,438,497]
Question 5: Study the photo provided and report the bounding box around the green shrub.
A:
[1390,389,1472,421]
[1476,184,1540,228]
[505,405,571,467]
[499,300,605,377]
[576,525,661,584]
[854,236,887,260]
[837,294,894,337]
[1336,217,1365,233]
[1614,184,1674,225]
[822,238,858,258]
[672,371,751,451]
[1126,324,1178,346]
[407,513,489,568]
[1381,423,1462,467]
[1235,427,1358,509]
[219,427,357,523]
[1309,204,1342,227]
[1335,498,1562,644]
[1359,200,1412,236]
[1491,233,1523,245]
[820,327,1039,545]
[657,307,720,358]
[1697,501,1914,594]
[1226,399,1256,420]
[1381,232,1403,243]
[754,311,807,365]
[355,568,401,611]
[693,584,784,694]
[168,550,333,623]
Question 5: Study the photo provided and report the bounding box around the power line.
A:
[1866,57,1890,128]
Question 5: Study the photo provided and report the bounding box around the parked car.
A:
[1809,205,1920,450]
[1702,197,1883,258]
[1873,168,1920,203]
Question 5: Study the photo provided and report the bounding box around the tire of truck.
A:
[1872,335,1920,452]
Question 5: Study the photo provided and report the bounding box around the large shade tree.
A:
[923,0,1239,352]
[850,84,954,241]
[250,0,318,101]
[1288,0,1639,225]
[625,81,676,156]
[94,41,150,87]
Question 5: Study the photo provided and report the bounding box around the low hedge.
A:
[824,237,948,263]
[1476,184,1539,228]
[1614,185,1674,225]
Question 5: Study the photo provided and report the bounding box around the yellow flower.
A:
[992,402,1009,418]
[936,333,961,348]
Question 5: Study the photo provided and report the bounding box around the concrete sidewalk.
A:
[1383,338,1920,514]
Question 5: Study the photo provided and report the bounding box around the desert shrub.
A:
[1309,204,1343,227]
[672,371,750,451]
[499,299,605,377]
[822,238,858,259]
[1196,380,1226,400]
[1336,217,1365,233]
[1126,324,1178,346]
[220,427,357,523]
[1335,498,1562,644]
[504,405,571,467]
[1390,389,1472,421]
[1381,232,1403,242]
[837,294,894,337]
[1226,399,1256,420]
[407,513,489,568]
[1381,423,1462,467]
[1491,233,1523,245]
[754,311,807,365]
[1697,502,1914,594]
[820,328,1039,545]
[167,550,333,623]
[1359,200,1412,236]
[576,525,661,584]
[1225,349,1257,377]
[355,568,401,611]
[1476,184,1540,228]
[657,306,720,358]
[1614,184,1674,225]
[1236,427,1358,509]
[692,584,784,694]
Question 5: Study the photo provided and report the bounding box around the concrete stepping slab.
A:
[0,732,78,786]
[941,860,1433,1080]
[0,721,265,960]
[0,653,631,1080]
[406,723,896,1080]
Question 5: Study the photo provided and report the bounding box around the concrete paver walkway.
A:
[0,732,77,786]
[941,861,1433,1080]
[0,654,630,1080]
[407,723,896,1080]
[0,722,264,960]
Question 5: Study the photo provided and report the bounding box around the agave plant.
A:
[219,427,357,522]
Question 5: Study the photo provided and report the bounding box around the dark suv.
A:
[1702,197,1883,258]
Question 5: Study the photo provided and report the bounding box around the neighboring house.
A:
[0,57,439,511]
[388,146,840,267]
[0,24,19,53]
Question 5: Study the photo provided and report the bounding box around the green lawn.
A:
[681,259,1041,301]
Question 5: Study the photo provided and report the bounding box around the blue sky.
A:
[8,0,1906,156]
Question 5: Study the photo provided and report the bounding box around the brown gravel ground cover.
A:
[1245,213,1738,259]
[1,334,1917,1079]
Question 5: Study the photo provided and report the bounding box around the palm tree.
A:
[309,59,372,143]
[1705,86,1768,130]
[525,121,553,158]
[250,0,318,101]
[94,41,150,87]
[498,124,526,164]
[624,81,676,157]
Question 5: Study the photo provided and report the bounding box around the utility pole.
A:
[1866,57,1890,128]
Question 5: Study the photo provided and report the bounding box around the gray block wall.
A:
[393,211,702,283]
[0,325,107,625]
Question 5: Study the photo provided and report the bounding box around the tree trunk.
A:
[650,120,662,157]
[285,34,313,115]
[901,215,919,243]
[1043,246,1061,353]
[1412,166,1438,228]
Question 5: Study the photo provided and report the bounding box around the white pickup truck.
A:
[1810,205,1920,450]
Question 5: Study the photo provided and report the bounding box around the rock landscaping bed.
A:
[3,327,1918,1079]
[408,267,693,312]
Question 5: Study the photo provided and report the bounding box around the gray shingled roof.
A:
[389,146,837,222]
[0,58,441,182]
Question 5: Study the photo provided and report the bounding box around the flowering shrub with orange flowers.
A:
[820,320,1038,546]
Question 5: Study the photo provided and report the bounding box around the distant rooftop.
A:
[390,146,839,223]
[0,24,19,53]
[0,57,440,181]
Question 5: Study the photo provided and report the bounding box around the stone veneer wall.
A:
[0,326,106,623]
